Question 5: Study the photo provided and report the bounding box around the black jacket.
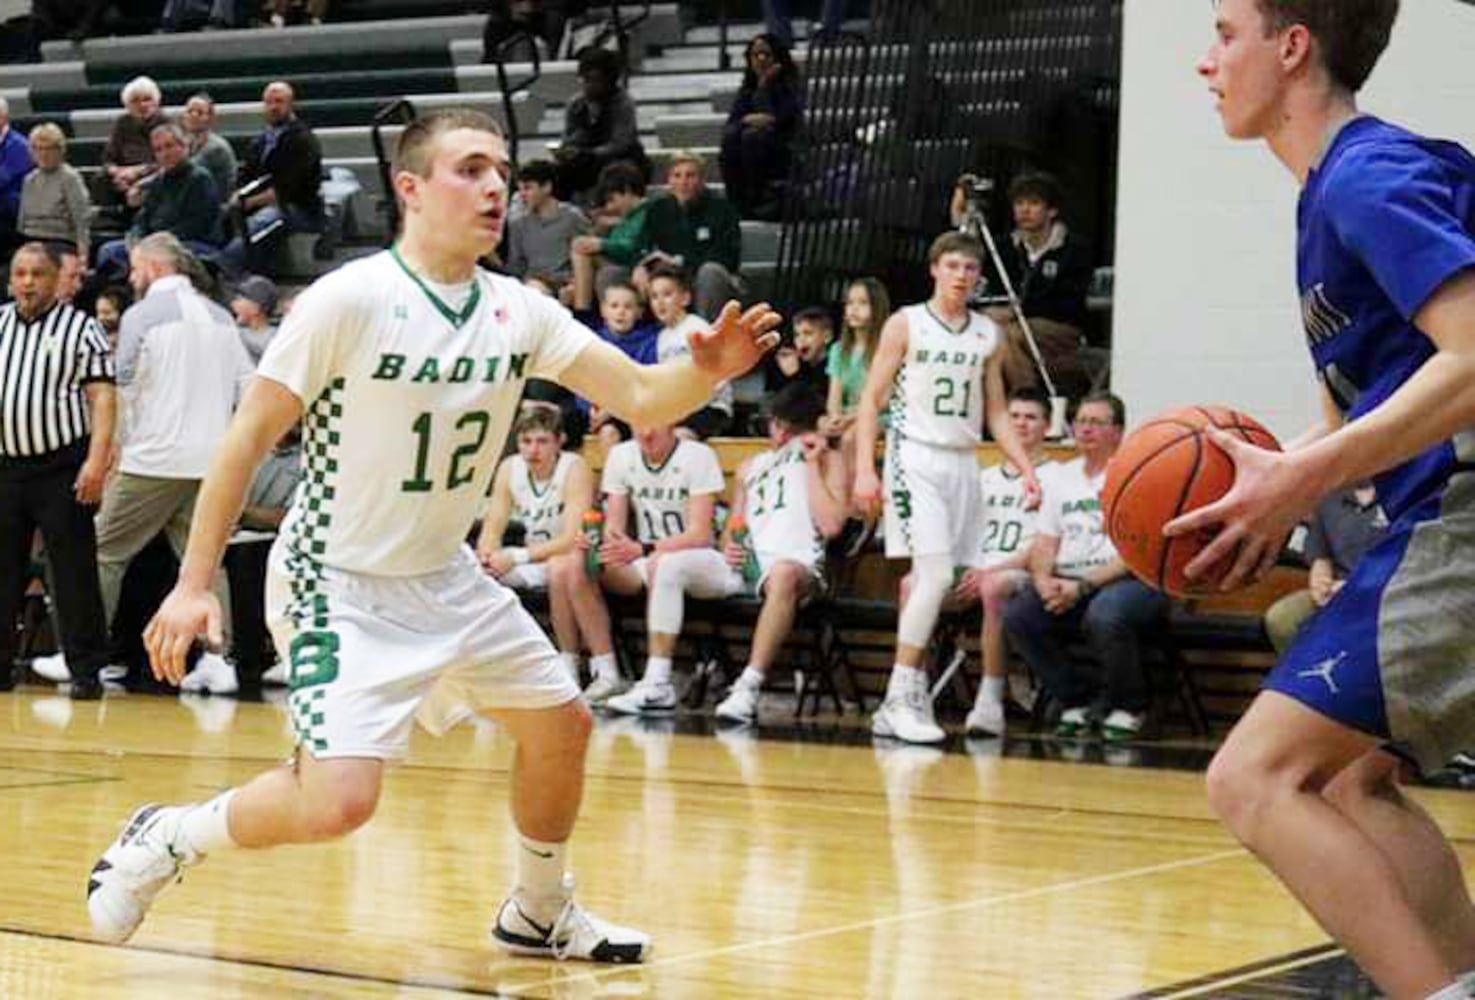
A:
[1002,227,1093,330]
[239,116,323,220]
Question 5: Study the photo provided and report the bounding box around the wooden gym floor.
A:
[1,688,1472,998]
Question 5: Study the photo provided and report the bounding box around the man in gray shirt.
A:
[505,158,589,291]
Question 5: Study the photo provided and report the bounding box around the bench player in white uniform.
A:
[853,232,1041,744]
[596,424,727,714]
[712,383,847,725]
[896,386,1056,738]
[85,108,780,963]
[478,404,600,686]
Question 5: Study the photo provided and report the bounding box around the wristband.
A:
[508,547,531,566]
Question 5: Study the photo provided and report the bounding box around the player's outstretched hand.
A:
[1164,427,1314,591]
[144,585,224,686]
[689,301,782,384]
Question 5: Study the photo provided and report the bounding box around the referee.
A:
[0,242,116,699]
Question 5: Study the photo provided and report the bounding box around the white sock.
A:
[1423,982,1471,1000]
[644,656,673,687]
[887,664,926,699]
[980,675,1006,704]
[514,834,568,917]
[557,652,581,684]
[590,652,618,681]
[174,790,239,856]
[738,666,765,689]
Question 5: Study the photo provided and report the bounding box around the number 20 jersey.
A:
[257,251,597,577]
[887,303,1000,450]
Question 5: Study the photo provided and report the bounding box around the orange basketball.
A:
[1101,406,1281,598]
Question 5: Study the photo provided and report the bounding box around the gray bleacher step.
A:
[654,112,725,149]
[0,61,86,92]
[277,237,381,281]
[0,88,30,117]
[42,14,484,68]
[448,3,681,66]
[740,220,780,262]
[681,20,870,45]
[640,44,811,74]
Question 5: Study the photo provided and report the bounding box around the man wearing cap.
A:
[229,275,278,365]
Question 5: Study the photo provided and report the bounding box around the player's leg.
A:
[715,560,807,725]
[967,568,1027,737]
[1207,693,1460,998]
[1002,583,1095,735]
[549,552,624,702]
[1081,578,1168,740]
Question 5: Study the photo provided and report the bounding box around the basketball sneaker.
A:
[714,681,760,725]
[492,875,650,964]
[871,688,946,744]
[32,653,127,689]
[179,653,239,696]
[581,674,629,707]
[964,697,1005,738]
[602,680,676,716]
[1100,709,1146,743]
[87,804,199,944]
[1054,706,1093,739]
[260,662,289,686]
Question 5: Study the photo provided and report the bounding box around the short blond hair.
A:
[393,107,504,179]
[28,122,66,149]
[667,149,706,176]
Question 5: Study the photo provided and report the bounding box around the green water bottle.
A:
[730,514,761,587]
[582,509,604,578]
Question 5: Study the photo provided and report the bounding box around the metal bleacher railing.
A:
[772,0,1122,315]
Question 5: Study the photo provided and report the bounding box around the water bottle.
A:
[582,509,604,578]
[730,514,761,587]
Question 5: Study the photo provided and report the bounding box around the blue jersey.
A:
[1298,116,1475,520]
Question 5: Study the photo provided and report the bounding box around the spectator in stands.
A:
[719,33,802,221]
[183,93,238,203]
[1264,484,1388,654]
[0,98,34,263]
[479,406,599,686]
[822,276,889,437]
[764,306,831,397]
[764,0,845,47]
[270,0,329,28]
[220,81,323,278]
[56,249,84,304]
[554,46,647,202]
[963,170,1093,398]
[597,423,727,714]
[574,279,659,448]
[505,158,590,290]
[29,0,109,50]
[570,160,650,307]
[1004,393,1169,742]
[712,384,847,725]
[0,244,115,700]
[634,151,744,321]
[93,286,129,350]
[481,0,559,62]
[161,0,244,32]
[95,123,224,279]
[649,263,732,439]
[230,275,278,365]
[35,235,253,695]
[103,76,166,209]
[18,123,90,262]
[897,387,1056,738]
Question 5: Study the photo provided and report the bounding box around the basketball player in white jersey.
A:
[597,423,727,714]
[854,232,1040,744]
[896,385,1056,738]
[713,383,847,725]
[85,108,780,963]
[478,403,599,686]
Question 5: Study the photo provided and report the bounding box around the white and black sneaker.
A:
[714,681,760,725]
[492,876,650,964]
[87,804,198,944]
[602,680,677,716]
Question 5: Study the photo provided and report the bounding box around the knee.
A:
[765,562,804,598]
[544,698,594,753]
[304,778,381,839]
[548,553,576,590]
[1205,743,1322,845]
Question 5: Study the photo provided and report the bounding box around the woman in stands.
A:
[719,32,802,221]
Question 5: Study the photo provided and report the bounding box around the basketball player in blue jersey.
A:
[1173,3,1475,997]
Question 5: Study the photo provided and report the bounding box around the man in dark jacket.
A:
[220,81,323,278]
[634,151,744,320]
[554,47,648,201]
[95,122,223,278]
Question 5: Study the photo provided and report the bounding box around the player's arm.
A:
[534,456,595,562]
[852,311,909,510]
[599,490,642,567]
[982,351,1039,505]
[559,301,781,426]
[804,435,848,539]
[653,492,718,553]
[1171,270,1475,587]
[475,461,517,574]
[146,376,303,682]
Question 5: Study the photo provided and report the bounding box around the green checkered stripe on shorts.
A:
[284,378,346,753]
[886,366,916,553]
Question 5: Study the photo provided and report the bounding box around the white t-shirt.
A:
[976,459,1056,570]
[887,303,999,450]
[1036,456,1118,579]
[116,275,254,478]
[506,451,580,546]
[257,251,597,576]
[657,313,733,414]
[742,440,824,575]
[601,437,724,543]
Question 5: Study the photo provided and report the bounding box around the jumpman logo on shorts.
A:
[1297,651,1347,695]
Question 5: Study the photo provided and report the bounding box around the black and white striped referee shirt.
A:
[0,301,114,459]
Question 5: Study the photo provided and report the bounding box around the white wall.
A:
[1113,0,1475,440]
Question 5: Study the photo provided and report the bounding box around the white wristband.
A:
[508,547,531,566]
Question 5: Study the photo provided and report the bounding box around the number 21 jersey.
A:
[887,303,999,450]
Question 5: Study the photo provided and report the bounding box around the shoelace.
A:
[548,900,594,961]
